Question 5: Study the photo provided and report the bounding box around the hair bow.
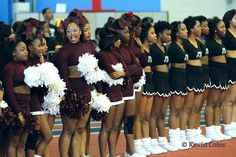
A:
[30,18,40,28]
[62,16,81,28]
[68,9,88,27]
[127,12,134,17]
[70,9,83,17]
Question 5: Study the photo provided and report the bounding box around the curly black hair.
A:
[154,20,171,36]
[223,9,236,29]
[170,21,182,41]
[183,16,198,36]
[140,22,153,43]
[206,17,222,40]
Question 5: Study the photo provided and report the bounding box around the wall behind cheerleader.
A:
[0,0,161,24]
[160,0,227,22]
[34,0,161,12]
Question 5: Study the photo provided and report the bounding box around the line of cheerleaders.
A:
[1,8,236,157]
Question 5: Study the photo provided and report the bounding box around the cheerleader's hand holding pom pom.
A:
[110,71,125,79]
[17,112,25,126]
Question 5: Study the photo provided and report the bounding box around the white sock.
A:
[34,155,42,157]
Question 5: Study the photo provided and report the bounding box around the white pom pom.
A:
[111,63,124,72]
[24,62,66,115]
[42,79,66,115]
[38,62,60,86]
[77,53,104,84]
[101,70,124,87]
[0,100,8,108]
[134,70,146,88]
[101,63,124,87]
[91,90,111,113]
[24,65,43,87]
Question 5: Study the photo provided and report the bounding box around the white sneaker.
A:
[134,139,150,156]
[214,125,231,140]
[145,145,165,155]
[135,148,150,156]
[186,129,202,144]
[169,128,188,150]
[180,130,187,141]
[187,136,203,144]
[124,152,145,157]
[158,137,178,151]
[170,139,191,150]
[224,124,236,138]
[195,128,211,143]
[151,138,167,154]
[196,133,212,143]
[206,126,224,141]
[141,138,152,155]
[231,122,236,130]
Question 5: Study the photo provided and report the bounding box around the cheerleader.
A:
[125,13,143,126]
[182,16,209,143]
[66,9,98,157]
[55,11,96,157]
[205,17,231,140]
[133,22,157,155]
[222,9,236,137]
[149,21,177,152]
[16,19,53,157]
[114,16,143,156]
[79,15,94,157]
[195,16,211,140]
[97,27,125,157]
[168,21,189,149]
[123,13,156,156]
[39,37,55,157]
[0,83,8,157]
[2,39,34,157]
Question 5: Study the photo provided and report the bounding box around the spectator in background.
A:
[42,7,55,36]
[12,21,22,34]
[55,18,66,46]
[0,22,15,80]
[40,21,58,51]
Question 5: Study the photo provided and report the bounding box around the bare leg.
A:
[71,108,91,157]
[108,103,125,157]
[142,96,153,138]
[59,115,77,157]
[7,134,20,157]
[150,96,162,139]
[169,95,185,129]
[43,114,55,157]
[134,94,147,140]
[222,85,236,124]
[205,89,221,126]
[188,93,203,129]
[99,106,116,157]
[180,91,194,130]
[17,130,29,157]
[157,97,169,137]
